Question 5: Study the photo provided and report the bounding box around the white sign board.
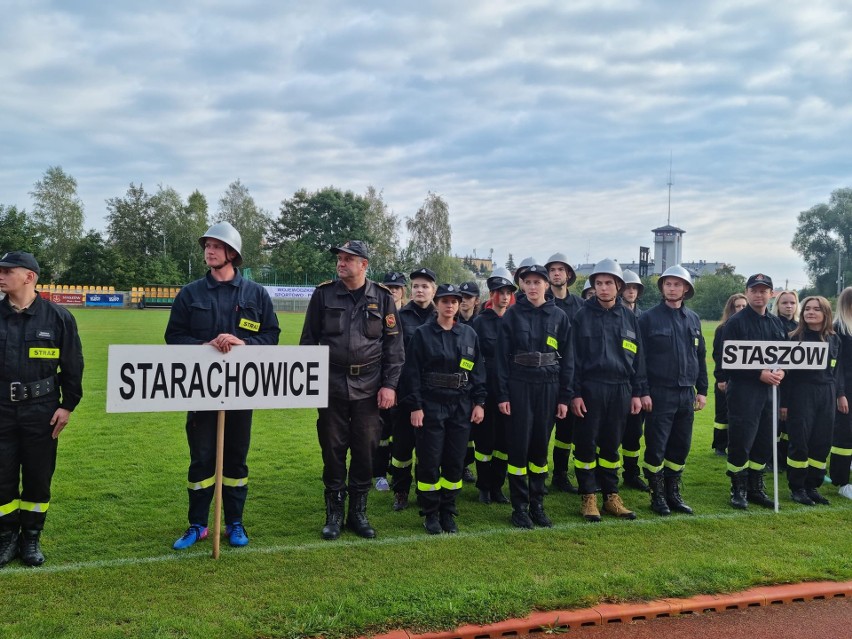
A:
[721,340,828,370]
[107,345,328,413]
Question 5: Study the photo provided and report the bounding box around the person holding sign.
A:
[638,266,707,516]
[0,252,84,567]
[497,264,573,529]
[401,284,486,534]
[300,241,404,540]
[782,296,843,505]
[715,273,786,510]
[165,222,280,550]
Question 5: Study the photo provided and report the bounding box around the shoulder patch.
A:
[375,282,393,294]
[316,280,334,287]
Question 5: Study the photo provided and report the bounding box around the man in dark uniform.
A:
[389,267,436,511]
[497,264,573,529]
[0,251,84,567]
[300,241,404,539]
[638,265,707,516]
[166,222,280,550]
[716,273,786,509]
[544,252,582,494]
[571,259,647,522]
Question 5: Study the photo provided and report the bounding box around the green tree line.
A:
[1,167,473,289]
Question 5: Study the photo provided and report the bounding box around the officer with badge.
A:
[0,251,84,567]
[300,241,404,539]
[401,284,485,534]
[166,222,280,550]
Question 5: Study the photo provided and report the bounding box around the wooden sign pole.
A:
[212,410,226,559]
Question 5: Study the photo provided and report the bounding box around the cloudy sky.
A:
[2,0,851,288]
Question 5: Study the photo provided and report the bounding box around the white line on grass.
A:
[0,507,818,576]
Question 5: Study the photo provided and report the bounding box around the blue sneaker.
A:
[226,522,249,547]
[173,524,208,550]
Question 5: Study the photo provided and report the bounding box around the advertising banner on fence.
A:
[264,286,315,299]
[51,292,84,305]
[106,345,329,413]
[86,293,124,307]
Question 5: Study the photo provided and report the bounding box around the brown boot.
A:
[603,493,637,520]
[580,494,601,522]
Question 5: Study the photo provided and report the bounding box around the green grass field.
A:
[1,309,850,639]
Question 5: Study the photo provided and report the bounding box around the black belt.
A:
[513,352,558,367]
[0,377,57,402]
[424,372,468,389]
[331,360,380,377]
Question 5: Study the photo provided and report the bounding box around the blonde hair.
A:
[835,287,852,336]
[790,296,834,341]
[771,290,800,322]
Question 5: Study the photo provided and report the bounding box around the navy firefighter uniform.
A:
[638,295,707,515]
[496,265,573,528]
[715,274,787,509]
[401,284,486,533]
[165,252,280,544]
[0,251,84,567]
[782,328,843,503]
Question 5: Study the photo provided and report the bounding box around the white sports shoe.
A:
[375,477,390,491]
[838,484,852,500]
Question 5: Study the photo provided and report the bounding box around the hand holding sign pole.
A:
[722,339,828,512]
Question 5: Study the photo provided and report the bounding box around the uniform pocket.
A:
[322,307,346,336]
[364,309,384,339]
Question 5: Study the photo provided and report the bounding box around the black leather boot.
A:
[321,491,345,540]
[528,502,553,528]
[0,529,19,567]
[648,472,670,516]
[665,475,693,514]
[346,492,376,538]
[730,472,748,510]
[622,457,649,492]
[747,470,774,508]
[19,529,45,567]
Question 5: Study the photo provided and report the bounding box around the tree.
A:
[29,166,85,276]
[792,188,852,296]
[688,273,747,320]
[505,254,516,272]
[0,204,53,280]
[217,180,271,270]
[157,186,209,282]
[106,183,162,263]
[363,186,401,277]
[405,192,451,265]
[60,230,128,287]
[270,186,370,278]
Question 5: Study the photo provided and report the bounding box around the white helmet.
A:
[589,258,624,288]
[658,265,695,300]
[621,269,644,296]
[514,256,537,283]
[199,221,243,267]
[544,252,577,287]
